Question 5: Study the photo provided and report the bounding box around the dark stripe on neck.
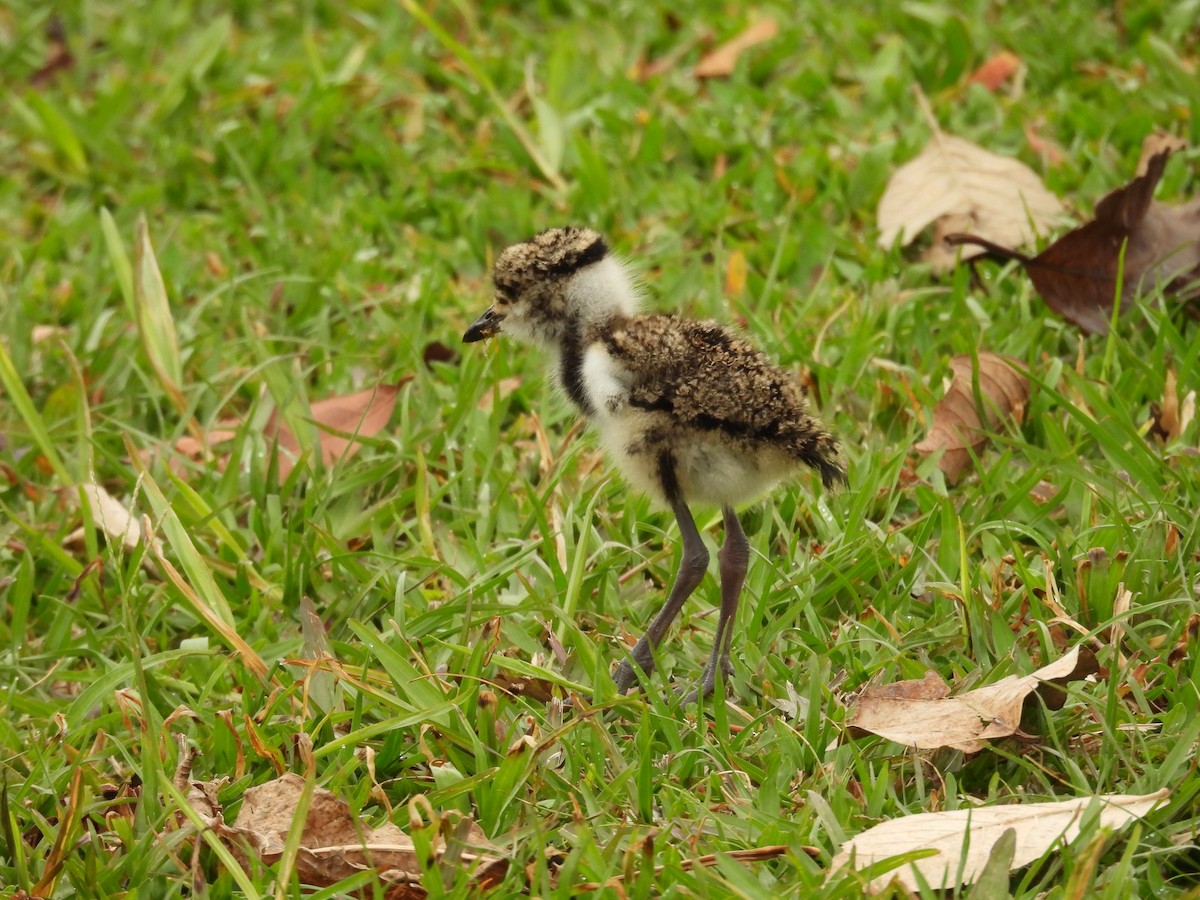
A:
[560,321,594,416]
[657,451,683,506]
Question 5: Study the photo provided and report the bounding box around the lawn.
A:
[1,1,1198,896]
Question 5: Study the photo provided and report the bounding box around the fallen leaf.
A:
[724,249,748,296]
[948,145,1200,334]
[1024,121,1066,168]
[847,645,1095,752]
[694,18,778,79]
[1136,132,1187,176]
[489,667,558,703]
[267,381,407,477]
[967,51,1021,91]
[76,482,147,552]
[877,130,1065,273]
[31,325,68,344]
[196,773,507,891]
[30,17,74,86]
[914,353,1029,482]
[422,341,457,367]
[1167,613,1200,669]
[831,789,1168,892]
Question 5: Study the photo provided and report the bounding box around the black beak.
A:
[463,307,503,343]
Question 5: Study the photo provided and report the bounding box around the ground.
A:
[0,1,1198,896]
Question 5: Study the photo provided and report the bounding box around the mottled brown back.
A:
[599,314,846,487]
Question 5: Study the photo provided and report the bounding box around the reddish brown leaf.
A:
[694,18,778,78]
[422,340,457,367]
[267,381,408,476]
[1024,121,1066,168]
[949,147,1200,334]
[967,51,1021,91]
[30,17,74,86]
[915,353,1030,482]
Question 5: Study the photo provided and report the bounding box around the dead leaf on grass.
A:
[187,773,507,893]
[693,18,778,79]
[877,112,1065,272]
[914,353,1030,482]
[30,17,75,86]
[264,381,407,477]
[1149,367,1196,443]
[967,51,1021,92]
[73,482,154,552]
[831,789,1168,892]
[949,142,1200,334]
[847,645,1097,752]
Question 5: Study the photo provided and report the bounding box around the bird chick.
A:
[464,227,845,701]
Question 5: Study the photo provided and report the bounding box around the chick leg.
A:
[612,459,709,693]
[687,505,749,703]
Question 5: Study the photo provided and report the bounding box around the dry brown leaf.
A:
[949,144,1200,334]
[489,667,558,703]
[693,18,778,78]
[967,51,1021,92]
[267,381,408,477]
[877,131,1065,273]
[193,773,506,892]
[914,353,1029,482]
[831,789,1168,892]
[847,645,1095,752]
[1167,613,1200,669]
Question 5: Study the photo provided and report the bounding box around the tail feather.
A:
[801,431,847,489]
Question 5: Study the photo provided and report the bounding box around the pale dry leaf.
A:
[31,324,69,344]
[876,133,1066,272]
[914,353,1030,483]
[694,18,778,79]
[1137,132,1188,176]
[831,789,1168,892]
[847,645,1092,752]
[78,482,146,551]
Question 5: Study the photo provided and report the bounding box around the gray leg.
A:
[687,505,749,703]
[612,460,709,694]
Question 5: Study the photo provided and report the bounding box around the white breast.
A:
[580,343,629,414]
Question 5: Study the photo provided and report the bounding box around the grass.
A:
[1,0,1198,896]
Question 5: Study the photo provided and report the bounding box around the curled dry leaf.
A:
[914,353,1029,482]
[877,132,1066,272]
[191,773,506,892]
[693,18,778,78]
[831,789,1168,892]
[949,144,1200,334]
[846,645,1098,752]
[266,380,408,477]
